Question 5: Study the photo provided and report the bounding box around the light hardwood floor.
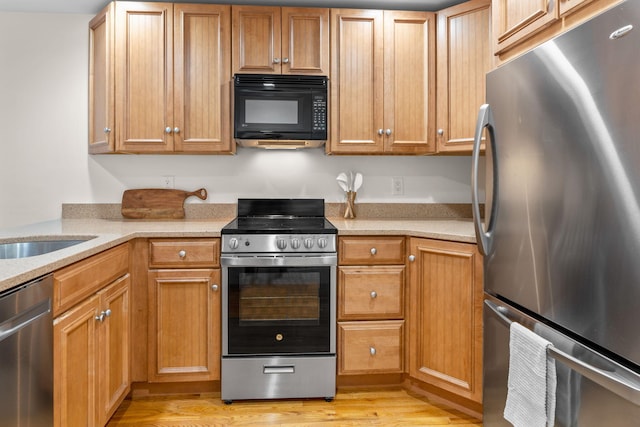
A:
[107,388,482,426]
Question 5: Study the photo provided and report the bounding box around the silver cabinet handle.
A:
[211,284,219,292]
[378,129,384,135]
[370,248,377,255]
[173,127,180,134]
[385,129,392,136]
[370,347,376,356]
[408,255,415,262]
[273,58,281,64]
[437,128,444,136]
[104,127,111,133]
[282,57,289,64]
[370,291,377,299]
[165,126,172,134]
[178,250,186,258]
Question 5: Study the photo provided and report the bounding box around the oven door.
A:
[221,254,336,357]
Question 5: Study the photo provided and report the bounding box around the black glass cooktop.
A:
[222,199,337,235]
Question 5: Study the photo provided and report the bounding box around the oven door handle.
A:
[221,254,337,267]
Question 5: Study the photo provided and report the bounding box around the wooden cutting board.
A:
[121,188,208,219]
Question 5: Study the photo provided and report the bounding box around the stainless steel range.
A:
[220,199,337,403]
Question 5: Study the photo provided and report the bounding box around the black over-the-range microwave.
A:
[233,74,328,149]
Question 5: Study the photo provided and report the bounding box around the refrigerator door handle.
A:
[485,299,640,406]
[471,104,498,256]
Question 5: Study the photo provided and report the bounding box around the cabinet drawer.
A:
[339,236,405,265]
[338,320,404,375]
[149,239,219,268]
[339,266,404,320]
[53,244,129,316]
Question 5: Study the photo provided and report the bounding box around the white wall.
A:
[0,11,475,229]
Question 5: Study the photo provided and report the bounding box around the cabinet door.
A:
[338,321,404,375]
[89,3,115,153]
[328,9,384,154]
[436,0,491,153]
[148,269,221,382]
[232,6,281,74]
[115,2,174,152]
[96,274,131,426]
[407,238,483,403]
[174,4,232,153]
[282,8,329,75]
[493,0,558,55]
[383,11,436,154]
[54,295,100,427]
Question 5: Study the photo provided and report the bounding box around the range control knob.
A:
[276,239,287,250]
[228,238,239,250]
[291,238,301,249]
[304,238,315,249]
[318,238,328,249]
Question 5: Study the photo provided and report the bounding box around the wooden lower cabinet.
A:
[407,237,483,404]
[147,268,221,382]
[54,273,130,427]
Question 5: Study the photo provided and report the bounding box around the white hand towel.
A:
[504,322,557,427]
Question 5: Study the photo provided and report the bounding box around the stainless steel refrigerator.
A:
[472,1,640,425]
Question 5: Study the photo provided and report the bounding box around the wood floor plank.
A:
[107,388,482,426]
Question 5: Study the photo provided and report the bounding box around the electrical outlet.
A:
[392,177,404,196]
[162,175,175,189]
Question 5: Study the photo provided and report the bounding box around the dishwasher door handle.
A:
[0,298,51,343]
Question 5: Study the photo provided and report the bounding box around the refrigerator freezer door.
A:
[483,0,640,367]
[484,294,640,426]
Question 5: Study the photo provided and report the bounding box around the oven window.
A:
[227,266,332,355]
[245,99,298,124]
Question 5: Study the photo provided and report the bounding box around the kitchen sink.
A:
[0,237,96,259]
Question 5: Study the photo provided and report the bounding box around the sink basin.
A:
[0,237,96,259]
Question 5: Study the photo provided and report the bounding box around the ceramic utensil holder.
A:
[344,191,356,219]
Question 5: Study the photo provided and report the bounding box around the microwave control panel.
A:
[312,95,327,132]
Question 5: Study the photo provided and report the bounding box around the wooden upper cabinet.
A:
[328,9,435,154]
[232,6,329,75]
[436,0,491,154]
[90,2,232,154]
[115,2,173,153]
[174,4,232,153]
[492,0,558,55]
[89,3,114,154]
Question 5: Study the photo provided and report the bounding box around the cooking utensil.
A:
[336,173,349,192]
[121,188,208,219]
[353,173,363,192]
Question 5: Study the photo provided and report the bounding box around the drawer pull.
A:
[408,255,415,262]
[370,291,377,299]
[211,284,219,292]
[370,347,376,356]
[370,247,377,255]
[178,250,187,258]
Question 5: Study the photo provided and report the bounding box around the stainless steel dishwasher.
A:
[0,274,53,426]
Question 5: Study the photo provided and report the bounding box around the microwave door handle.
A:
[485,300,640,406]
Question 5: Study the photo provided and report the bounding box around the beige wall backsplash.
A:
[62,203,478,220]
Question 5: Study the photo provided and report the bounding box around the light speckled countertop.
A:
[0,216,475,293]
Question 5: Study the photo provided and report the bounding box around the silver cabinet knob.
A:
[211,284,219,292]
[370,347,376,356]
[178,250,187,258]
[408,255,415,262]
[370,247,377,255]
[104,309,112,317]
[378,129,384,135]
[282,57,289,64]
[370,291,377,299]
[437,128,444,136]
[95,309,111,322]
[273,58,281,64]
[385,129,392,136]
[173,127,180,134]
[165,126,172,134]
[104,127,111,133]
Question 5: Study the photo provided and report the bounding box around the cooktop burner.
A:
[221,199,337,235]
